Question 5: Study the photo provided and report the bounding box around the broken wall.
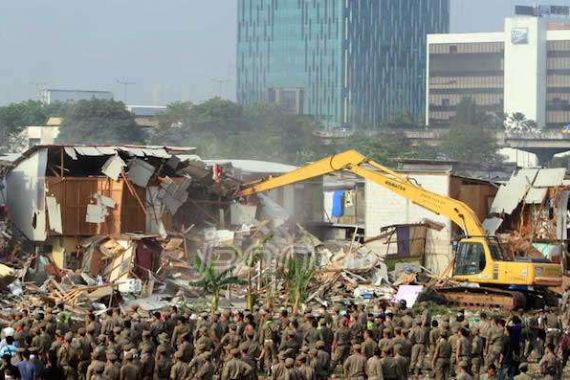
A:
[450,176,497,229]
[46,178,146,236]
[364,173,453,274]
[6,148,48,241]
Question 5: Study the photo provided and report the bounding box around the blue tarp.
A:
[332,190,345,217]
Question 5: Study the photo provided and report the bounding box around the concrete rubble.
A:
[0,144,565,317]
[0,144,450,316]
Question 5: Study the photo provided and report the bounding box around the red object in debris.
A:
[212,164,223,183]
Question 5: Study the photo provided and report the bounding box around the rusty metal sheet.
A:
[142,148,171,158]
[47,178,124,236]
[120,147,146,157]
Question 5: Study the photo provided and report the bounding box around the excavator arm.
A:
[238,149,562,308]
[239,150,486,237]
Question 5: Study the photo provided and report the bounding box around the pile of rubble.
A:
[0,144,444,315]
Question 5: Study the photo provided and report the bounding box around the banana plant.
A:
[190,256,246,311]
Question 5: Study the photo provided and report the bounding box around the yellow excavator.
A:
[238,150,562,309]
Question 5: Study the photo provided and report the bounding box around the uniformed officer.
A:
[410,317,428,375]
[342,344,367,380]
[379,346,403,380]
[119,351,140,380]
[432,329,452,380]
[169,350,189,380]
[456,328,471,373]
[471,326,484,379]
[456,360,473,380]
[221,348,253,380]
[365,347,383,380]
[103,351,121,380]
[331,317,351,369]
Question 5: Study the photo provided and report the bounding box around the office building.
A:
[237,0,449,128]
[427,5,570,128]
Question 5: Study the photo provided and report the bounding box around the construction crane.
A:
[237,150,562,309]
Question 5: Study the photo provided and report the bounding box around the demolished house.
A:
[485,167,569,270]
[0,146,345,313]
[0,145,248,309]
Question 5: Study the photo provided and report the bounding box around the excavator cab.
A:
[452,237,561,288]
[453,237,506,277]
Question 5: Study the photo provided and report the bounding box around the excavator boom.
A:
[237,150,562,309]
[239,150,485,237]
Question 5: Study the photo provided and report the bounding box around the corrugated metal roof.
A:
[534,168,566,187]
[483,217,503,235]
[490,168,538,214]
[204,159,297,174]
[524,187,548,204]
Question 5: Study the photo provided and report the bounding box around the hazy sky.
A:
[0,0,558,106]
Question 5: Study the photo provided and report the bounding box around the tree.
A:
[0,100,67,152]
[453,97,491,127]
[385,111,420,129]
[441,123,504,164]
[283,256,315,313]
[190,256,246,311]
[56,99,145,144]
[506,112,540,135]
[150,98,323,165]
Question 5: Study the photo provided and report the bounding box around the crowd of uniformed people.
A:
[0,298,568,380]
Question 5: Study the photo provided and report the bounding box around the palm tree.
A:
[283,256,316,313]
[190,256,246,311]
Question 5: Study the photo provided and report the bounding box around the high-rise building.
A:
[237,0,449,128]
[426,5,570,129]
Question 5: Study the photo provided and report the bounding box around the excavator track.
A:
[435,286,527,310]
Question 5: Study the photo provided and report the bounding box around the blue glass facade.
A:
[237,0,449,128]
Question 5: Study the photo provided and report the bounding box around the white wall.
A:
[499,147,538,167]
[6,148,48,241]
[22,126,60,151]
[364,173,453,274]
[504,17,547,127]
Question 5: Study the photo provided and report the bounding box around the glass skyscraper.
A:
[237,0,449,128]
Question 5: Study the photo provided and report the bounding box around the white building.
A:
[20,117,62,151]
[427,12,570,130]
